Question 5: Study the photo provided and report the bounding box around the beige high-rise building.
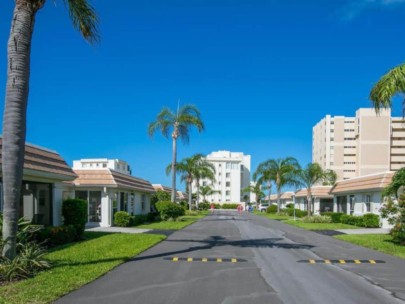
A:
[313,108,405,180]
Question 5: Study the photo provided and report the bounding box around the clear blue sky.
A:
[1,0,405,190]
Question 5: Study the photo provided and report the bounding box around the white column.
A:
[52,183,64,226]
[100,188,110,227]
[333,196,338,212]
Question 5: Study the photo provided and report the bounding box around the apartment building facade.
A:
[313,108,405,180]
[192,151,251,204]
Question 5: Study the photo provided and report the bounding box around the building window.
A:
[226,182,230,187]
[141,194,146,211]
[226,162,231,169]
[226,173,230,178]
[226,191,230,195]
[240,165,244,171]
[365,195,371,212]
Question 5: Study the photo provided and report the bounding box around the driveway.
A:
[57,210,405,304]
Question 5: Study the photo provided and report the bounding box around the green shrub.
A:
[302,215,332,223]
[185,210,198,216]
[62,199,87,238]
[198,202,210,210]
[322,212,344,223]
[155,201,185,220]
[222,204,239,209]
[266,205,278,214]
[340,214,363,226]
[129,214,150,226]
[361,214,380,228]
[35,225,77,247]
[114,211,131,227]
[381,195,405,244]
[285,203,294,209]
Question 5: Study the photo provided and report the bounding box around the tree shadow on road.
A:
[129,235,314,263]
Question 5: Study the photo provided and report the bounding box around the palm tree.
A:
[253,164,273,207]
[2,1,99,260]
[199,185,218,202]
[194,162,215,208]
[293,163,334,216]
[370,63,405,114]
[148,104,204,202]
[254,157,300,213]
[242,183,265,204]
[166,154,213,211]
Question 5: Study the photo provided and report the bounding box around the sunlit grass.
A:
[0,232,165,304]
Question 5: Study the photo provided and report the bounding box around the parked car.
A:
[258,203,269,212]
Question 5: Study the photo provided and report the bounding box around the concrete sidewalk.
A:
[336,228,391,235]
[85,226,151,234]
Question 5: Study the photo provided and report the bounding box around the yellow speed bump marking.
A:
[369,260,376,264]
[324,260,331,264]
[231,258,237,263]
[187,258,193,262]
[354,260,361,264]
[339,260,346,264]
[217,258,222,263]
[309,259,316,264]
[202,258,208,262]
[298,259,385,264]
[172,257,179,262]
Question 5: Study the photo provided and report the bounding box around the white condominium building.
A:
[193,151,251,204]
[313,108,405,180]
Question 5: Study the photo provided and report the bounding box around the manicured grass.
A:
[254,211,292,221]
[137,215,204,230]
[335,234,405,259]
[0,232,165,304]
[283,220,359,230]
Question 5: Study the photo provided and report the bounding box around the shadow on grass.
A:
[47,232,117,253]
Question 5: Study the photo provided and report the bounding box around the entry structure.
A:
[64,159,155,227]
[294,186,334,214]
[0,139,77,226]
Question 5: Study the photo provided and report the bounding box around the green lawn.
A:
[0,232,165,304]
[254,211,291,221]
[284,220,359,230]
[136,214,205,230]
[335,234,405,259]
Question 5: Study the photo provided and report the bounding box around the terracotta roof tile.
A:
[331,172,394,194]
[295,186,333,198]
[0,139,76,179]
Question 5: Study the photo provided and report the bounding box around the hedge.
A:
[155,201,185,220]
[114,211,131,227]
[62,199,87,239]
[322,212,344,223]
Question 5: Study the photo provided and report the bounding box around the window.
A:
[226,173,230,178]
[226,191,230,195]
[102,163,107,168]
[226,182,230,187]
[365,195,371,212]
[141,194,146,211]
[226,162,231,169]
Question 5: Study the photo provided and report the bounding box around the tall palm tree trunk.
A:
[196,180,200,209]
[188,182,192,211]
[306,190,312,216]
[2,3,36,259]
[171,137,177,203]
[277,191,281,213]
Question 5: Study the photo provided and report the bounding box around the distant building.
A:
[192,150,251,204]
[152,184,186,201]
[313,108,405,180]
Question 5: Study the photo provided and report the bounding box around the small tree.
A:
[151,190,171,205]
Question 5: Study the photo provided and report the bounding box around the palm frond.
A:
[65,0,100,43]
[370,63,405,114]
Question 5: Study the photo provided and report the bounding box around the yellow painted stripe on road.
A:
[339,260,346,264]
[354,260,361,264]
[309,259,316,264]
[231,258,237,263]
[187,258,193,262]
[217,258,222,263]
[369,260,376,264]
[173,257,179,262]
[202,258,208,262]
[324,260,331,264]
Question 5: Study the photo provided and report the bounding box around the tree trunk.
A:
[277,191,281,213]
[267,181,272,204]
[306,190,312,216]
[188,181,192,211]
[171,137,177,203]
[2,3,36,259]
[196,179,200,209]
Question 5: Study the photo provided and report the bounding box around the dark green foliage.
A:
[340,215,363,226]
[284,208,307,218]
[179,201,188,210]
[114,211,131,227]
[35,225,77,247]
[221,204,239,209]
[285,203,294,209]
[266,205,278,214]
[129,214,150,226]
[155,201,185,220]
[302,215,332,223]
[198,202,210,210]
[361,214,380,228]
[150,190,171,205]
[381,195,405,244]
[322,212,344,223]
[62,199,88,238]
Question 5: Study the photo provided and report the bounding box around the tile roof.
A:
[295,186,333,198]
[0,138,76,180]
[330,172,394,194]
[73,169,155,193]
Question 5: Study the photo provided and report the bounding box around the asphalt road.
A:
[56,210,405,304]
